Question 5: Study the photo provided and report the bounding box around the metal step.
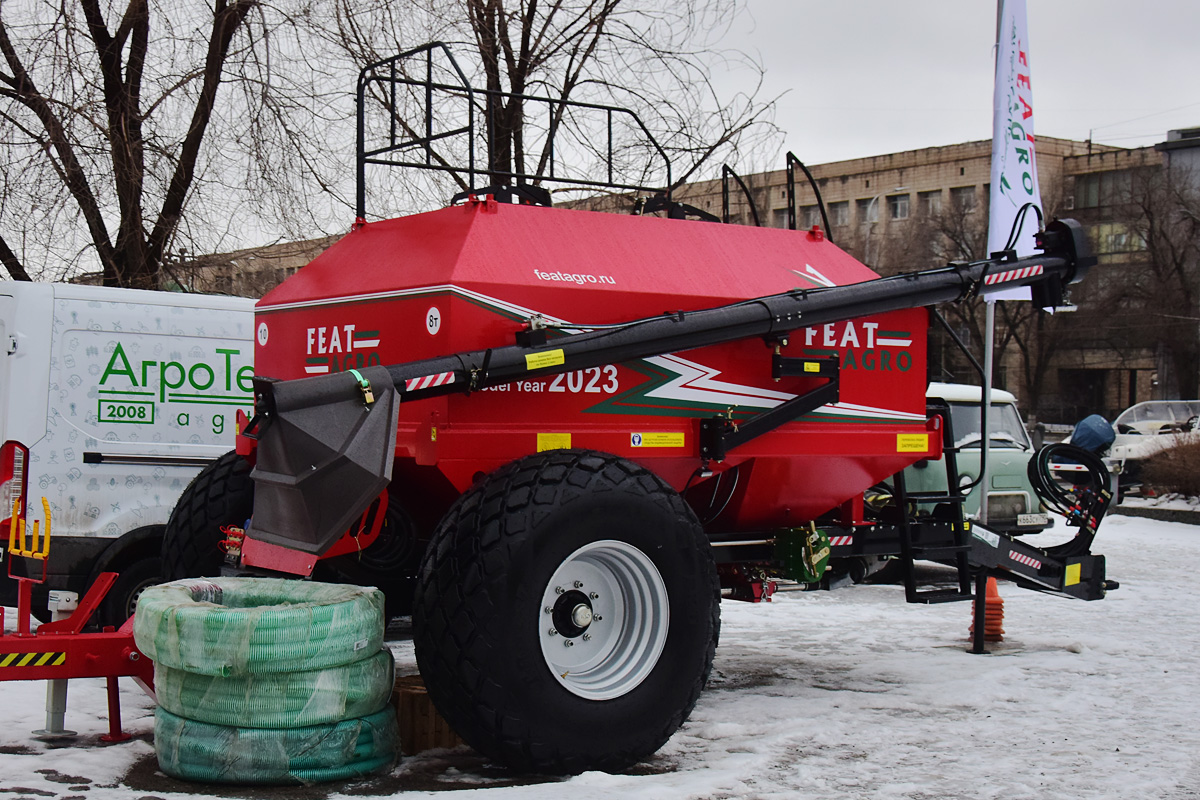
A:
[905,586,973,604]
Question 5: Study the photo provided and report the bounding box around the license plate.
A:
[1017,513,1049,527]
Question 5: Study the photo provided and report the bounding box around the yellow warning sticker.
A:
[526,349,565,370]
[537,433,572,452]
[0,651,65,668]
[631,432,685,448]
[896,433,929,453]
[1065,562,1082,587]
[803,361,820,373]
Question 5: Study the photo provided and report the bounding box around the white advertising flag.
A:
[988,0,1041,301]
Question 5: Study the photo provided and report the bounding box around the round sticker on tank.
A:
[426,307,442,336]
[257,322,269,346]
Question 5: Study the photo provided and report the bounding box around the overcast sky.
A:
[718,0,1200,167]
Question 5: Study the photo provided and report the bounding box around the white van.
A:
[0,281,254,625]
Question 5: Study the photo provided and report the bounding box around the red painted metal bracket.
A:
[0,571,155,742]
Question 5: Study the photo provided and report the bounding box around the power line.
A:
[1090,101,1200,134]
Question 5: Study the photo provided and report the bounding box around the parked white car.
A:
[1110,400,1200,459]
[1105,400,1200,496]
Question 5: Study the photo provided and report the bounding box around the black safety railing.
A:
[355,42,673,219]
[720,165,762,227]
[786,152,832,241]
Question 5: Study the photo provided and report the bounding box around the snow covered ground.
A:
[1123,493,1200,514]
[2,514,1198,799]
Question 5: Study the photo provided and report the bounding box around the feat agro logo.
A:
[304,325,382,374]
[800,320,914,372]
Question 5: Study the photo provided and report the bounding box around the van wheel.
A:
[414,449,720,774]
[162,450,254,581]
[96,554,162,628]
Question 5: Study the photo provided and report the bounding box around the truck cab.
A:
[903,382,1050,534]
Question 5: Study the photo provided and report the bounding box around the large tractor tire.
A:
[162,450,418,619]
[163,451,254,582]
[413,449,720,775]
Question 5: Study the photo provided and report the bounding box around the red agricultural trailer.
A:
[162,44,1114,775]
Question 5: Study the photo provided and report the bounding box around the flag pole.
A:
[981,294,995,526]
[981,0,1004,527]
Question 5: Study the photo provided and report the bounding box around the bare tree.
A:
[324,0,777,214]
[0,0,348,287]
[1123,165,1200,397]
[0,0,773,287]
[887,190,1065,406]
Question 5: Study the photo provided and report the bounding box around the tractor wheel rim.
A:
[538,539,669,701]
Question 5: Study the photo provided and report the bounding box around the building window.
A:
[857,198,879,223]
[950,186,977,212]
[1074,170,1131,209]
[828,201,849,226]
[919,190,942,216]
[887,194,910,220]
[1091,222,1145,254]
[802,205,822,229]
[772,208,790,229]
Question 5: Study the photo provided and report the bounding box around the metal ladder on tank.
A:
[891,397,975,604]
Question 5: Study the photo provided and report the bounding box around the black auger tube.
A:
[388,220,1089,401]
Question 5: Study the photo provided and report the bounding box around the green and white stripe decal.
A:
[586,353,922,423]
[874,329,913,347]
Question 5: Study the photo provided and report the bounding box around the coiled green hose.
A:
[134,578,385,676]
[154,706,398,785]
[155,647,394,728]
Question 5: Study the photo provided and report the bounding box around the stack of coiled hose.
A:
[134,578,397,784]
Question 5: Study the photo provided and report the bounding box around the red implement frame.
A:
[1,560,155,742]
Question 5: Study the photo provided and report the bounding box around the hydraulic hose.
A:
[1027,443,1113,558]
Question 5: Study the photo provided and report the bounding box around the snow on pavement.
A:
[1,514,1198,799]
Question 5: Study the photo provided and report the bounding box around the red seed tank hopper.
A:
[253,199,932,530]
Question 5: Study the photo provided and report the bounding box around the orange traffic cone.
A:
[969,577,1005,642]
